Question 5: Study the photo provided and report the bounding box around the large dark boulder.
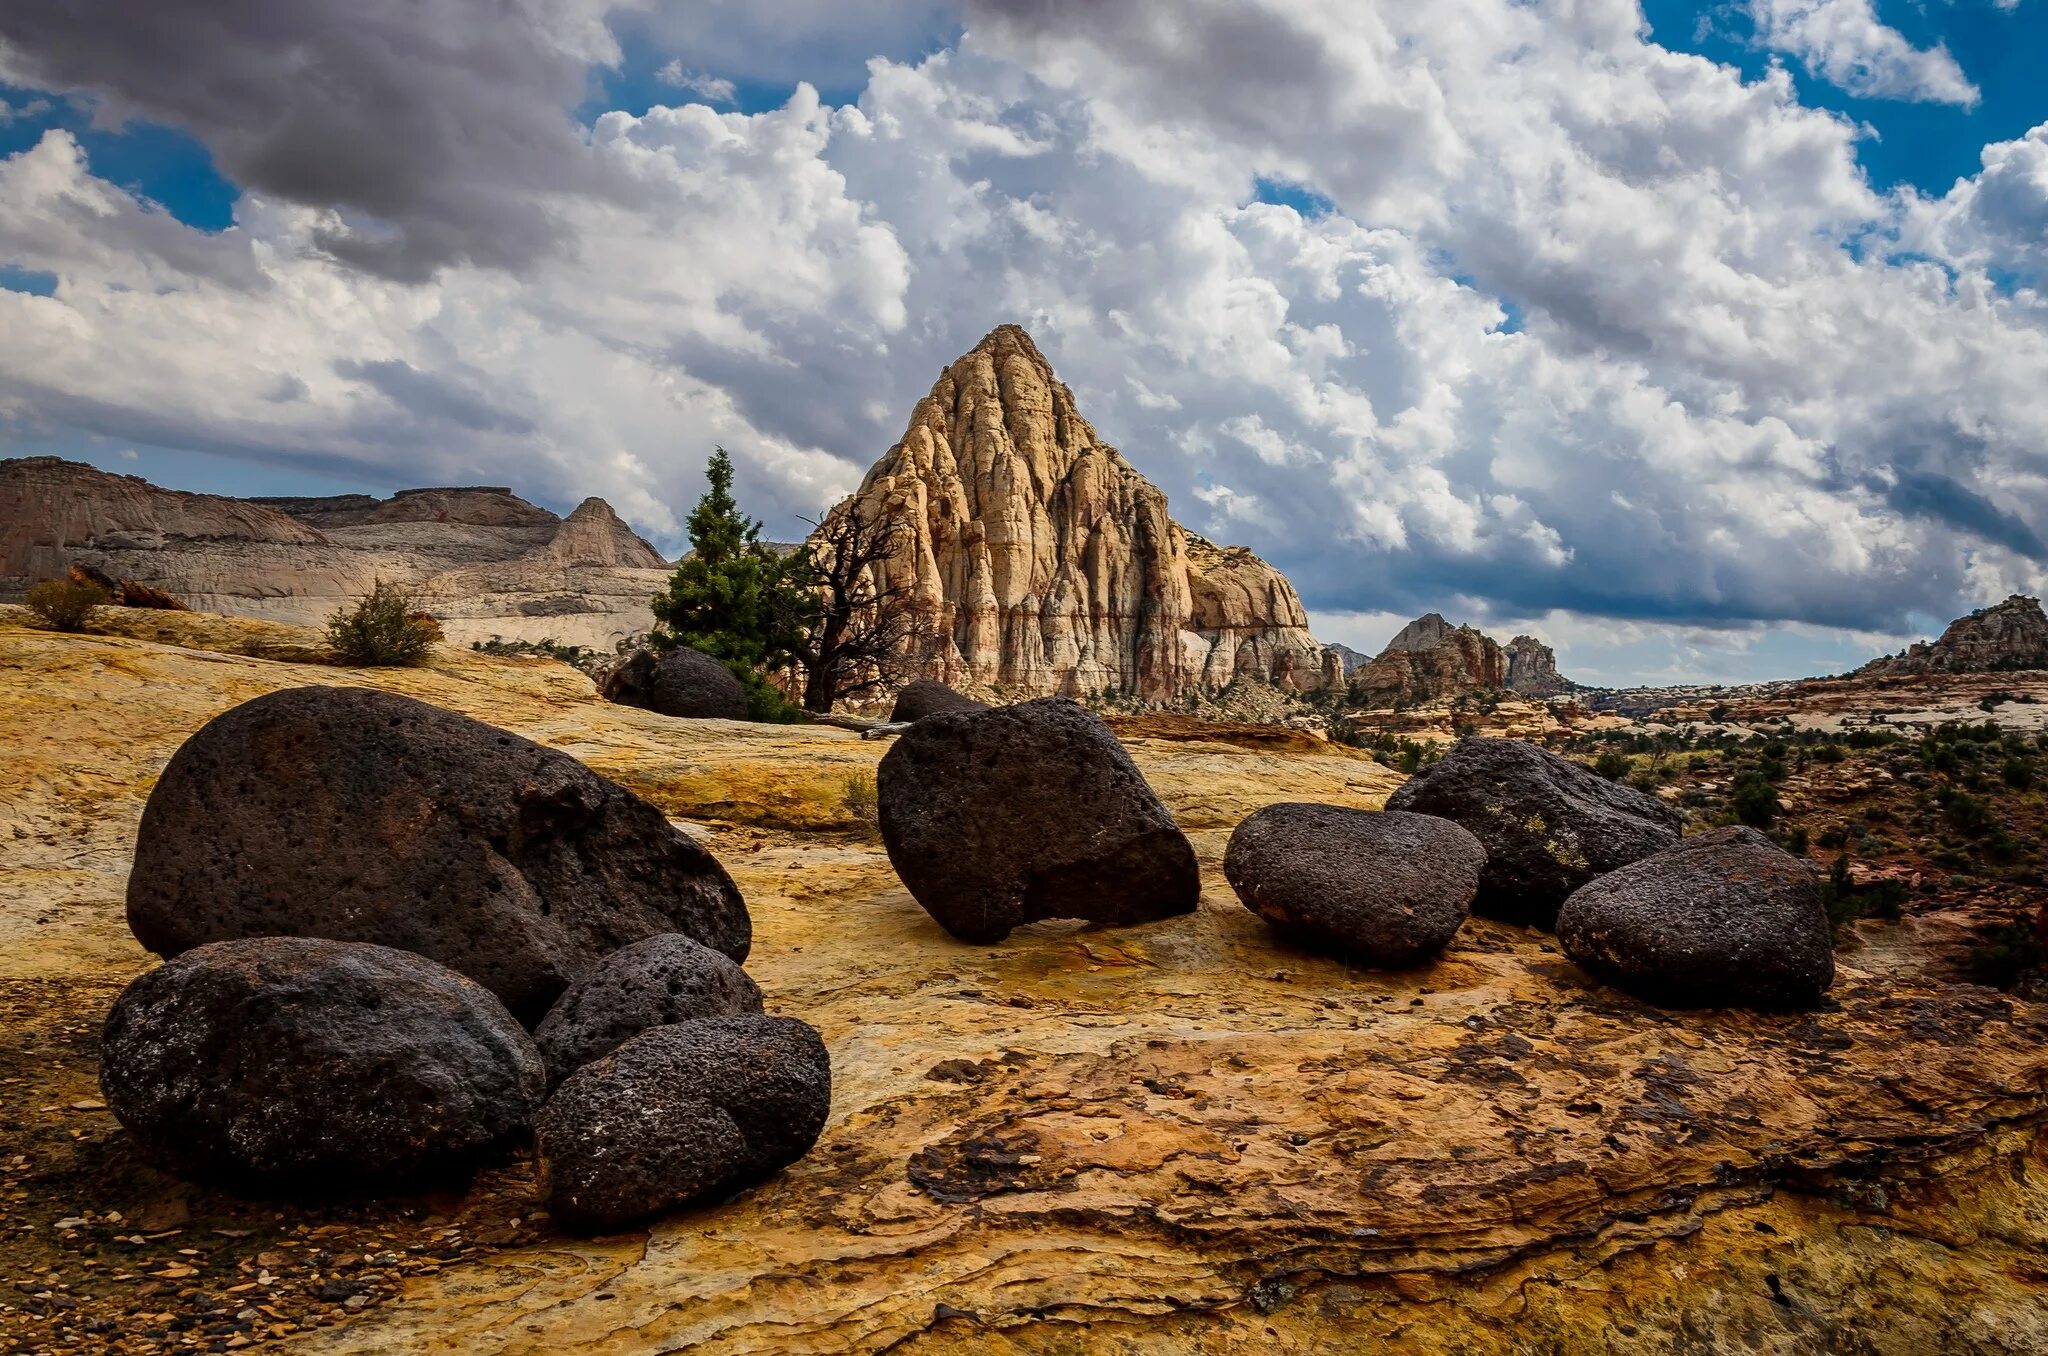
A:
[1384,738,1682,927]
[99,937,544,1191]
[889,679,989,723]
[1556,826,1834,1010]
[536,1015,831,1229]
[534,933,763,1087]
[877,697,1199,944]
[1224,804,1484,967]
[602,646,748,720]
[126,686,750,1025]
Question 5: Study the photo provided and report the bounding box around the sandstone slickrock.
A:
[878,697,1200,943]
[1224,803,1484,966]
[1351,612,1576,706]
[99,937,544,1190]
[601,646,749,720]
[536,1015,832,1230]
[1556,825,1835,1009]
[125,686,749,1024]
[0,457,669,649]
[1858,594,2048,676]
[813,326,1334,702]
[1385,737,1683,927]
[888,678,990,723]
[533,933,764,1087]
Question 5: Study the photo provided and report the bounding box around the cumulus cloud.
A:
[1747,0,1980,106]
[0,0,2044,679]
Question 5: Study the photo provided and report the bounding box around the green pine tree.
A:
[650,448,809,721]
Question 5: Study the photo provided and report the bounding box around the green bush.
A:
[1729,770,1781,828]
[2003,757,2035,790]
[1590,750,1631,781]
[327,581,437,667]
[24,577,110,632]
[840,771,880,840]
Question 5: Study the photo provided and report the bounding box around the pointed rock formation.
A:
[1858,595,2048,677]
[0,457,671,649]
[1350,613,1575,707]
[817,325,1331,702]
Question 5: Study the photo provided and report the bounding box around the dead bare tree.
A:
[790,498,930,713]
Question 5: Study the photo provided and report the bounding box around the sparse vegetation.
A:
[840,770,881,839]
[327,580,438,667]
[471,636,608,677]
[24,576,110,632]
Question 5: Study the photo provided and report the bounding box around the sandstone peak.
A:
[541,498,668,569]
[825,326,1333,701]
[1350,612,1575,706]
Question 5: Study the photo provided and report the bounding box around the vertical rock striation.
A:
[818,326,1332,702]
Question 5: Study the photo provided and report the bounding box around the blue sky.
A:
[2,1,2045,684]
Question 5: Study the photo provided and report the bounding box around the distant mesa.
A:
[1857,595,2048,678]
[1348,611,1575,707]
[809,325,1338,703]
[0,456,669,650]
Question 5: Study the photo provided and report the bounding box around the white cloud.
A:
[655,60,737,104]
[1748,0,1980,106]
[0,0,2043,684]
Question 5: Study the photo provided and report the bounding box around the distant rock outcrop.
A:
[815,326,1335,703]
[1349,612,1574,706]
[0,457,670,649]
[1858,595,2048,677]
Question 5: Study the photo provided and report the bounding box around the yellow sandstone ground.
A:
[2,608,2045,1354]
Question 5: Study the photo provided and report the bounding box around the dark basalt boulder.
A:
[876,697,1199,944]
[99,937,544,1191]
[534,933,764,1087]
[536,1015,831,1229]
[125,686,750,1025]
[601,646,748,720]
[1384,738,1682,927]
[1556,825,1834,1010]
[1224,804,1484,967]
[889,679,989,723]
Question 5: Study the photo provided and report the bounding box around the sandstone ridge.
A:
[0,457,670,649]
[816,326,1336,702]
[1859,594,2048,677]
[1351,611,1574,706]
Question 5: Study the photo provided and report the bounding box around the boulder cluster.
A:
[101,686,830,1227]
[873,695,1828,1012]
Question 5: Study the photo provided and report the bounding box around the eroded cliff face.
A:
[0,458,670,649]
[1860,595,2048,676]
[822,327,1332,702]
[1504,634,1570,696]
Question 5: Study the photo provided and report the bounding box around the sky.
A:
[1,0,2045,687]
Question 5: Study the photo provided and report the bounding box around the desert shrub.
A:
[2003,757,2035,790]
[1966,922,2045,991]
[840,771,880,839]
[1811,742,1846,764]
[1939,789,1996,838]
[24,577,110,632]
[1729,770,1781,829]
[1781,824,1810,855]
[1589,749,1631,780]
[327,581,437,667]
[1821,853,1907,930]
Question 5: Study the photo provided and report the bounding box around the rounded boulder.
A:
[1384,738,1682,928]
[1556,825,1834,1010]
[536,1015,832,1229]
[126,686,750,1025]
[99,937,545,1191]
[1224,804,1484,967]
[602,646,749,720]
[889,679,989,723]
[534,933,764,1087]
[877,697,1199,944]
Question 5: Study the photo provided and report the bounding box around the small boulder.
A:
[1224,804,1484,967]
[534,933,764,1087]
[126,686,750,1025]
[99,937,544,1191]
[1556,825,1834,1010]
[1385,738,1682,927]
[602,646,748,720]
[889,679,989,723]
[877,697,1199,944]
[536,1015,831,1229]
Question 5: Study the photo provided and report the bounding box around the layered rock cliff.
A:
[1350,612,1574,706]
[1859,595,2048,677]
[819,326,1334,702]
[0,457,671,649]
